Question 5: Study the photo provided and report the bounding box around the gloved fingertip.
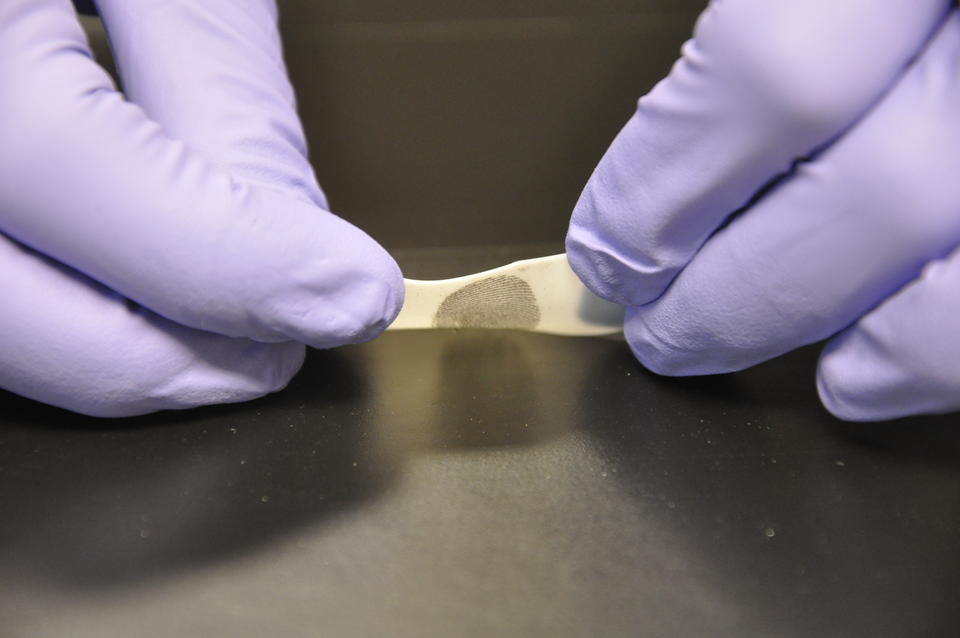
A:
[565,227,672,307]
[815,356,871,422]
[291,245,405,350]
[331,268,405,347]
[623,313,688,377]
[815,335,907,422]
[565,230,626,304]
[623,306,756,377]
[343,246,405,343]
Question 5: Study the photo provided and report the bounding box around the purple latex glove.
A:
[0,0,403,417]
[567,0,960,421]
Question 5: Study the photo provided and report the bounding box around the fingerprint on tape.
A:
[433,275,540,330]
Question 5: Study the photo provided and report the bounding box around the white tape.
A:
[388,253,624,336]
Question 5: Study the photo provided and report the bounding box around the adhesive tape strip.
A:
[388,253,624,336]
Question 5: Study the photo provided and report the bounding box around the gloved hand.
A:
[567,0,960,421]
[0,0,403,417]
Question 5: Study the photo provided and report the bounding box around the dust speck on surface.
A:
[764,527,776,538]
[433,275,540,329]
[260,495,270,503]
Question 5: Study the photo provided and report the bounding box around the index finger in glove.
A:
[566,0,949,306]
[0,0,402,348]
[624,11,960,380]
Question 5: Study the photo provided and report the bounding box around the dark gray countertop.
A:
[1,245,959,638]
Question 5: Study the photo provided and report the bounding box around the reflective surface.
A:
[1,245,959,637]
